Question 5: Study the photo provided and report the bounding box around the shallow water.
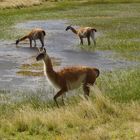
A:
[0,20,138,93]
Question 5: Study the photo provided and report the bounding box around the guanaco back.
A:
[36,48,100,107]
[16,28,46,48]
[66,25,97,46]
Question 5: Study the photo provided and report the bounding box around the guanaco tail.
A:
[16,28,46,48]
[36,48,100,107]
[66,25,97,46]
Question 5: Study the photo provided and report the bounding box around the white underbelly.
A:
[82,35,87,38]
[80,32,87,38]
[66,74,86,90]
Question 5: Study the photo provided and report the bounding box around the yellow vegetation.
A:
[0,0,42,9]
[1,87,140,139]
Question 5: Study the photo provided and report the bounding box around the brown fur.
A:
[36,48,100,107]
[66,26,97,46]
[16,28,46,48]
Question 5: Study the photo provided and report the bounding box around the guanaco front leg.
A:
[54,88,67,107]
[80,37,83,45]
[29,39,32,48]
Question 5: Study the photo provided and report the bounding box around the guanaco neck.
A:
[70,27,78,34]
[43,54,56,78]
[19,35,29,42]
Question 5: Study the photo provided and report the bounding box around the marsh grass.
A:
[16,70,44,76]
[97,69,140,102]
[16,57,61,76]
[0,1,139,60]
[0,1,140,139]
[0,87,140,139]
[0,69,140,139]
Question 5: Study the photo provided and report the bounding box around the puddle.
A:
[0,20,139,94]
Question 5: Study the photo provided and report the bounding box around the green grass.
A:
[98,68,140,102]
[0,1,140,60]
[0,69,140,139]
[0,1,140,139]
[1,0,140,10]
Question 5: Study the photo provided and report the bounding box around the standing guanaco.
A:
[16,28,46,48]
[66,25,97,46]
[36,48,100,107]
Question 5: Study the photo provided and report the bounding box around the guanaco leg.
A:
[54,88,67,107]
[33,39,37,47]
[90,32,96,46]
[87,36,91,46]
[80,37,83,45]
[93,40,96,46]
[29,39,32,48]
[39,36,44,48]
[83,84,90,99]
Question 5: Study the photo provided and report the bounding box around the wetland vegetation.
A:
[0,0,140,139]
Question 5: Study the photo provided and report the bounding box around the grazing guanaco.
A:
[66,25,97,46]
[16,28,46,48]
[36,48,100,107]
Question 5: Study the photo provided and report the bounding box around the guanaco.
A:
[16,28,46,48]
[36,48,100,107]
[66,25,97,46]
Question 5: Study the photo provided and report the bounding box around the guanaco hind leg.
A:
[33,40,36,47]
[83,84,90,99]
[93,40,96,46]
[80,37,83,45]
[87,36,91,46]
[90,32,96,46]
[83,70,96,98]
[39,36,44,48]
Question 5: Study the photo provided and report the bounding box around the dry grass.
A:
[16,70,44,76]
[0,0,139,9]
[16,57,61,76]
[0,0,42,9]
[0,86,140,139]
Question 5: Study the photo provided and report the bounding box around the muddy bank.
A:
[0,20,138,93]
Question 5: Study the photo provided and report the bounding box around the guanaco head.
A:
[16,39,19,45]
[65,25,72,31]
[36,48,46,61]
